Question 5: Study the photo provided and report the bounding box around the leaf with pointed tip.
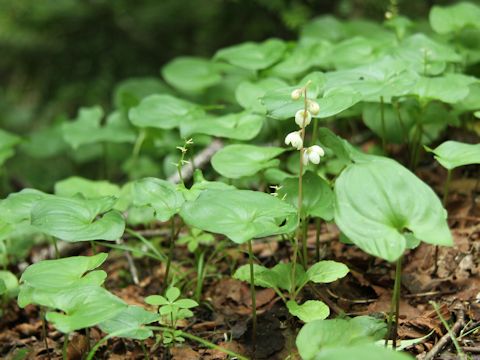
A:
[31,196,125,242]
[180,189,297,244]
[214,39,286,70]
[99,306,159,340]
[334,157,452,262]
[426,140,480,170]
[212,144,285,179]
[286,300,329,323]
[129,94,204,130]
[132,178,184,221]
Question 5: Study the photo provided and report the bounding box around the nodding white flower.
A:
[284,131,303,150]
[307,100,320,115]
[302,145,325,165]
[295,109,312,128]
[291,88,302,100]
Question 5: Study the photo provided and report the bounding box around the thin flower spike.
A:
[295,109,312,128]
[302,145,325,165]
[285,131,303,150]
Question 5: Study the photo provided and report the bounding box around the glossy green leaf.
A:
[55,177,121,199]
[235,78,288,114]
[211,144,285,179]
[0,270,18,298]
[113,77,171,110]
[306,261,349,283]
[214,39,286,70]
[99,306,159,340]
[313,344,413,360]
[278,171,334,220]
[45,285,126,333]
[63,107,135,149]
[0,189,48,224]
[315,87,362,118]
[162,57,221,93]
[180,189,297,244]
[132,178,184,221]
[334,157,452,262]
[180,112,263,140]
[426,140,480,170]
[429,2,480,34]
[286,300,329,323]
[412,74,477,104]
[18,253,108,307]
[31,196,125,242]
[129,94,204,130]
[0,129,21,167]
[296,316,387,360]
[234,262,307,291]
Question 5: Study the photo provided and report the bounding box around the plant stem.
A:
[386,256,403,349]
[52,237,60,259]
[315,218,322,262]
[194,251,206,303]
[140,340,150,360]
[443,169,452,207]
[431,301,465,359]
[164,217,176,290]
[301,217,309,267]
[90,240,97,255]
[247,239,257,357]
[132,129,146,159]
[62,334,69,360]
[41,308,51,360]
[380,96,386,152]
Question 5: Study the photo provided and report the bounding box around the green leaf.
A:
[45,285,126,333]
[0,189,48,224]
[180,189,297,244]
[313,344,413,360]
[0,129,21,167]
[426,140,480,170]
[175,299,198,309]
[113,77,171,111]
[0,270,18,298]
[235,78,288,114]
[214,39,286,70]
[145,295,169,306]
[334,157,452,262]
[129,94,204,130]
[430,2,480,34]
[233,264,278,289]
[315,87,361,119]
[132,178,184,221]
[412,74,477,104]
[54,177,121,199]
[306,261,349,283]
[18,253,108,307]
[296,316,387,360]
[31,196,125,242]
[211,144,285,179]
[278,172,334,220]
[234,262,307,291]
[286,300,329,323]
[99,305,159,340]
[180,112,264,140]
[166,287,181,302]
[62,107,135,149]
[162,57,222,93]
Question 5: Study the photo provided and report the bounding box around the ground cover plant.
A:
[1,2,480,359]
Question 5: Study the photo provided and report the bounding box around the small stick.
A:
[116,238,139,285]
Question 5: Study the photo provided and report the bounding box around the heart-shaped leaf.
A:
[286,300,329,323]
[31,196,125,242]
[99,306,159,340]
[214,39,286,70]
[306,260,349,283]
[211,144,285,179]
[334,157,452,262]
[278,171,334,220]
[426,140,480,170]
[162,57,222,93]
[132,178,184,221]
[129,94,204,130]
[180,189,297,244]
[180,112,264,140]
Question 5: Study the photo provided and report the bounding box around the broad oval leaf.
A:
[0,189,48,224]
[306,260,349,283]
[426,140,480,170]
[113,77,171,111]
[132,178,184,221]
[334,157,452,262]
[286,300,329,323]
[31,196,125,242]
[412,74,477,104]
[211,144,285,179]
[234,262,307,291]
[180,189,297,244]
[55,177,121,199]
[129,94,204,130]
[314,344,413,360]
[214,38,286,70]
[99,305,159,340]
[429,2,480,34]
[235,78,288,114]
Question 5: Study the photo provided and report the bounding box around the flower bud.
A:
[307,100,320,115]
[302,145,325,165]
[284,131,303,150]
[295,109,312,128]
[291,88,302,100]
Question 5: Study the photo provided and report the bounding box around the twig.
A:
[168,139,223,183]
[116,238,139,285]
[462,347,480,353]
[423,309,465,360]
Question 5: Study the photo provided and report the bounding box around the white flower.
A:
[291,88,302,100]
[295,109,312,128]
[302,145,325,165]
[284,131,303,150]
[307,100,320,115]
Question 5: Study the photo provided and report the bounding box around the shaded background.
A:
[0,0,464,132]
